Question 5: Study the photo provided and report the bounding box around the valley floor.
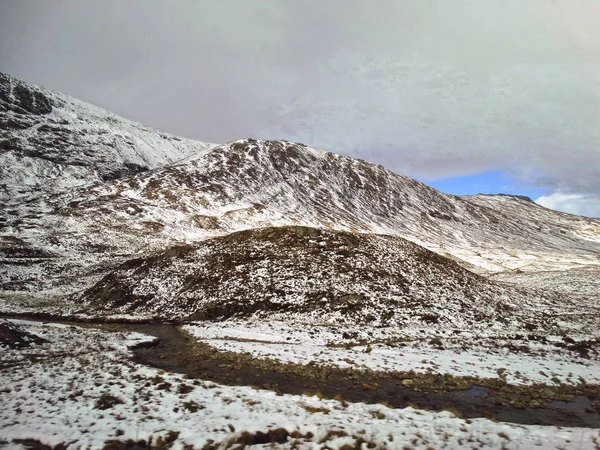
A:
[1,319,600,449]
[184,320,600,388]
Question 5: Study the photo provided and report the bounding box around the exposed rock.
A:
[0,73,53,115]
[0,320,48,349]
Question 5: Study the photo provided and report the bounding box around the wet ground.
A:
[125,323,600,428]
[4,315,600,428]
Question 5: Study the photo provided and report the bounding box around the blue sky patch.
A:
[422,170,547,199]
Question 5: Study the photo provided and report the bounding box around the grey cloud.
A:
[1,0,599,199]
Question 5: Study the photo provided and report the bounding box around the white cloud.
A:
[536,193,600,218]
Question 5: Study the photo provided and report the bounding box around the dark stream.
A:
[4,315,600,428]
[126,323,600,428]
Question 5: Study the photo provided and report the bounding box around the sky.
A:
[0,0,599,217]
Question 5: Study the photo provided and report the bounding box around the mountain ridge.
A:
[54,138,600,270]
[0,72,216,204]
[0,74,599,317]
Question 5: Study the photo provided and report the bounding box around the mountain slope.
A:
[465,193,600,246]
[80,226,560,331]
[0,72,216,204]
[2,136,599,305]
[1,75,599,313]
[53,138,600,271]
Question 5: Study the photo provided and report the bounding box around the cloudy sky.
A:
[1,0,599,216]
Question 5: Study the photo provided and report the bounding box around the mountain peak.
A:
[223,138,325,161]
[0,72,216,203]
[0,72,54,116]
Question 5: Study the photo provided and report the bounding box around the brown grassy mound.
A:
[79,226,542,329]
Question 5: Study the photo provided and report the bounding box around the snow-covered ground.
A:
[2,319,599,449]
[185,321,600,386]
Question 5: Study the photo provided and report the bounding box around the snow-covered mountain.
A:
[1,74,599,319]
[2,76,600,450]
[49,138,600,271]
[0,72,215,204]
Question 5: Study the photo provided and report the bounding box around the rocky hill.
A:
[80,226,561,331]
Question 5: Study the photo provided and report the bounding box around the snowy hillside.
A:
[49,138,600,272]
[2,139,600,309]
[1,75,599,318]
[80,226,548,327]
[0,72,216,204]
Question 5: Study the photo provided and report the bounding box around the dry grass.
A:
[299,402,330,414]
[443,407,463,418]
